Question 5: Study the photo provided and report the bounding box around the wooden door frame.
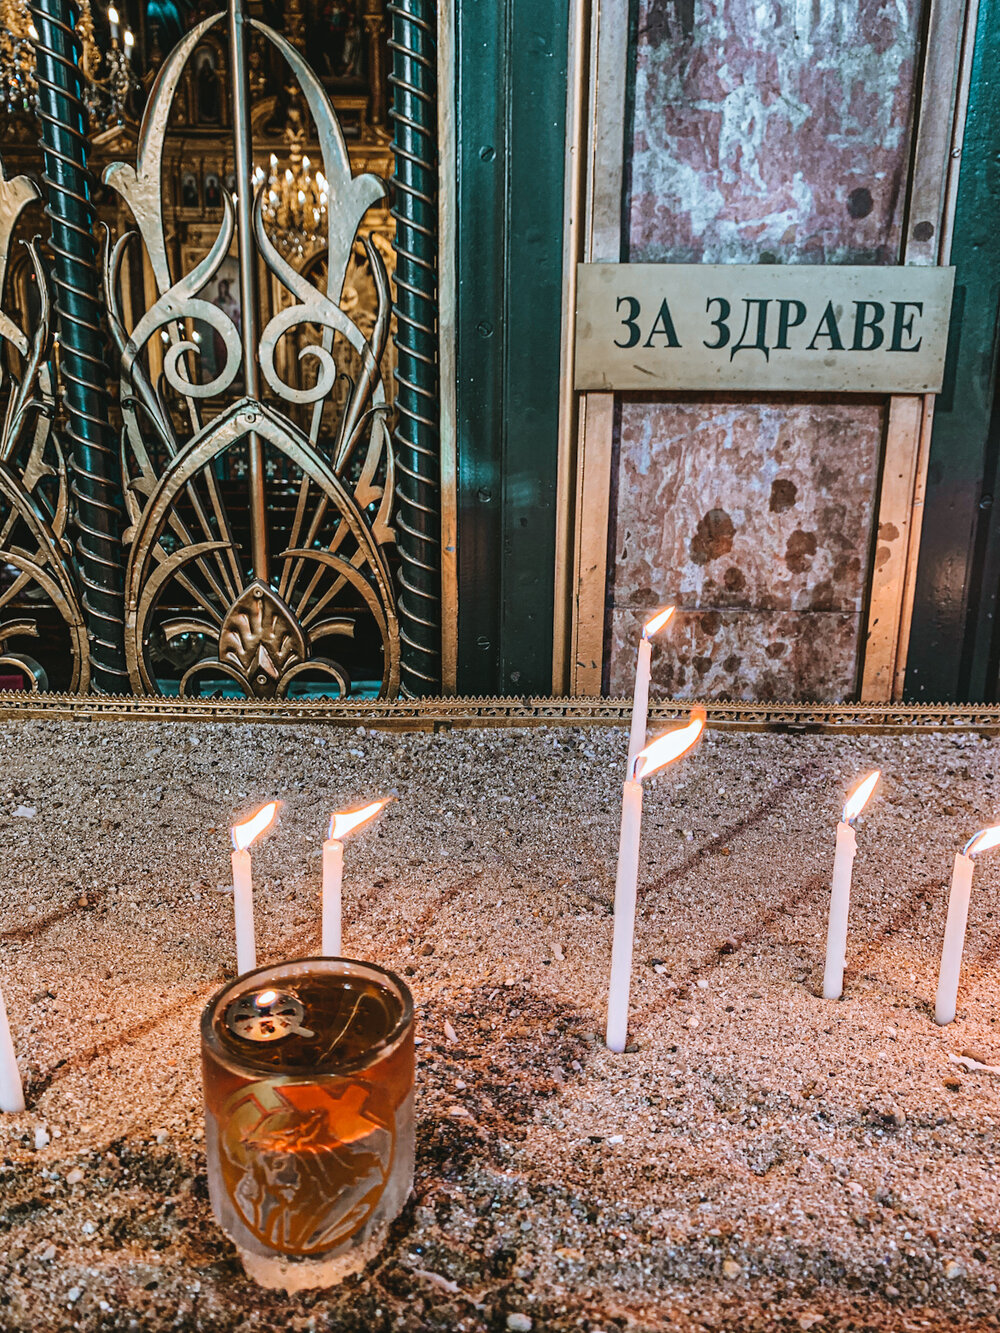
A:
[555,0,976,702]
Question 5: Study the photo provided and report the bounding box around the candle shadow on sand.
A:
[644,761,820,898]
[29,987,215,1102]
[0,889,108,945]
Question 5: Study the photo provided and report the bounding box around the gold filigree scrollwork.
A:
[0,155,89,692]
[103,1,399,700]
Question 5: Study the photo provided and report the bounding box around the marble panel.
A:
[603,0,925,700]
[630,0,925,265]
[609,604,860,701]
[612,398,882,613]
[607,396,883,699]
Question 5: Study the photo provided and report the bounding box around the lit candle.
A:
[606,709,705,1053]
[230,802,279,975]
[0,984,24,1113]
[107,4,119,41]
[822,770,880,1000]
[936,823,1000,1024]
[123,28,134,58]
[627,607,675,774]
[322,798,392,955]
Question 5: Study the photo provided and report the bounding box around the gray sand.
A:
[1,717,1000,1331]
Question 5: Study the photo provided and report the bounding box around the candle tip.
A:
[842,770,880,824]
[634,709,705,781]
[328,796,393,842]
[964,823,1000,858]
[643,606,675,639]
[231,801,280,851]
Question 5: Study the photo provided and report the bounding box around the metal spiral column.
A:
[389,0,441,695]
[31,0,128,692]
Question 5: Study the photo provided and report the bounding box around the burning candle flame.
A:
[633,709,705,781]
[842,770,880,824]
[328,797,392,842]
[643,606,675,639]
[964,823,1000,858]
[231,801,279,852]
[256,989,278,1007]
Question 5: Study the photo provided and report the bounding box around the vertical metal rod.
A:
[31,0,128,692]
[389,0,441,696]
[228,0,268,583]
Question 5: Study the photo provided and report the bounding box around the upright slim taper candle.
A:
[230,802,279,975]
[606,709,705,1053]
[322,798,392,955]
[627,607,675,773]
[0,982,24,1113]
[936,823,1000,1024]
[822,770,880,1000]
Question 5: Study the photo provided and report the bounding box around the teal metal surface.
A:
[906,0,1000,700]
[454,0,569,694]
[390,0,442,696]
[31,0,128,691]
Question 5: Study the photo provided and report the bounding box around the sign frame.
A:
[574,262,955,394]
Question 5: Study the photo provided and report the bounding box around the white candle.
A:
[821,769,880,1001]
[231,847,256,975]
[627,607,674,773]
[321,837,344,955]
[933,823,1000,1024]
[936,851,974,1025]
[605,709,705,1053]
[606,778,643,1053]
[107,4,120,41]
[822,821,857,1000]
[230,802,279,977]
[321,798,393,956]
[0,985,24,1113]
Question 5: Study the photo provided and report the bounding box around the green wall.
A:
[453,0,569,694]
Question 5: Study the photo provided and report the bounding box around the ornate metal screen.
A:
[0,0,440,700]
[0,158,89,692]
[104,6,398,698]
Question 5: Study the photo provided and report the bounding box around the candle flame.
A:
[633,709,705,780]
[842,770,880,824]
[256,989,278,1007]
[329,797,392,842]
[643,606,675,639]
[964,823,1000,858]
[231,801,279,851]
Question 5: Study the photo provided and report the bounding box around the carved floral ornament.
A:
[102,0,400,699]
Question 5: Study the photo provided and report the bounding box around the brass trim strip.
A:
[551,0,589,695]
[436,0,458,694]
[4,691,1000,733]
[568,0,630,697]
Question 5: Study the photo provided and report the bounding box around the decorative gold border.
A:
[3,691,1000,733]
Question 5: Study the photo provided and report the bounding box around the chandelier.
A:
[256,151,329,258]
[0,0,139,127]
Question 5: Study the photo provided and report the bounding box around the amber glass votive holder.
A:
[200,957,414,1291]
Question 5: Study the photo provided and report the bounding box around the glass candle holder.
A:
[200,957,414,1291]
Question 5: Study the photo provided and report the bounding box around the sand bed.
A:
[1,717,1000,1331]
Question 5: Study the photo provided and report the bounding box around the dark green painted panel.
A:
[454,0,569,694]
[906,0,1000,700]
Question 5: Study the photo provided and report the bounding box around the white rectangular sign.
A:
[574,263,955,394]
